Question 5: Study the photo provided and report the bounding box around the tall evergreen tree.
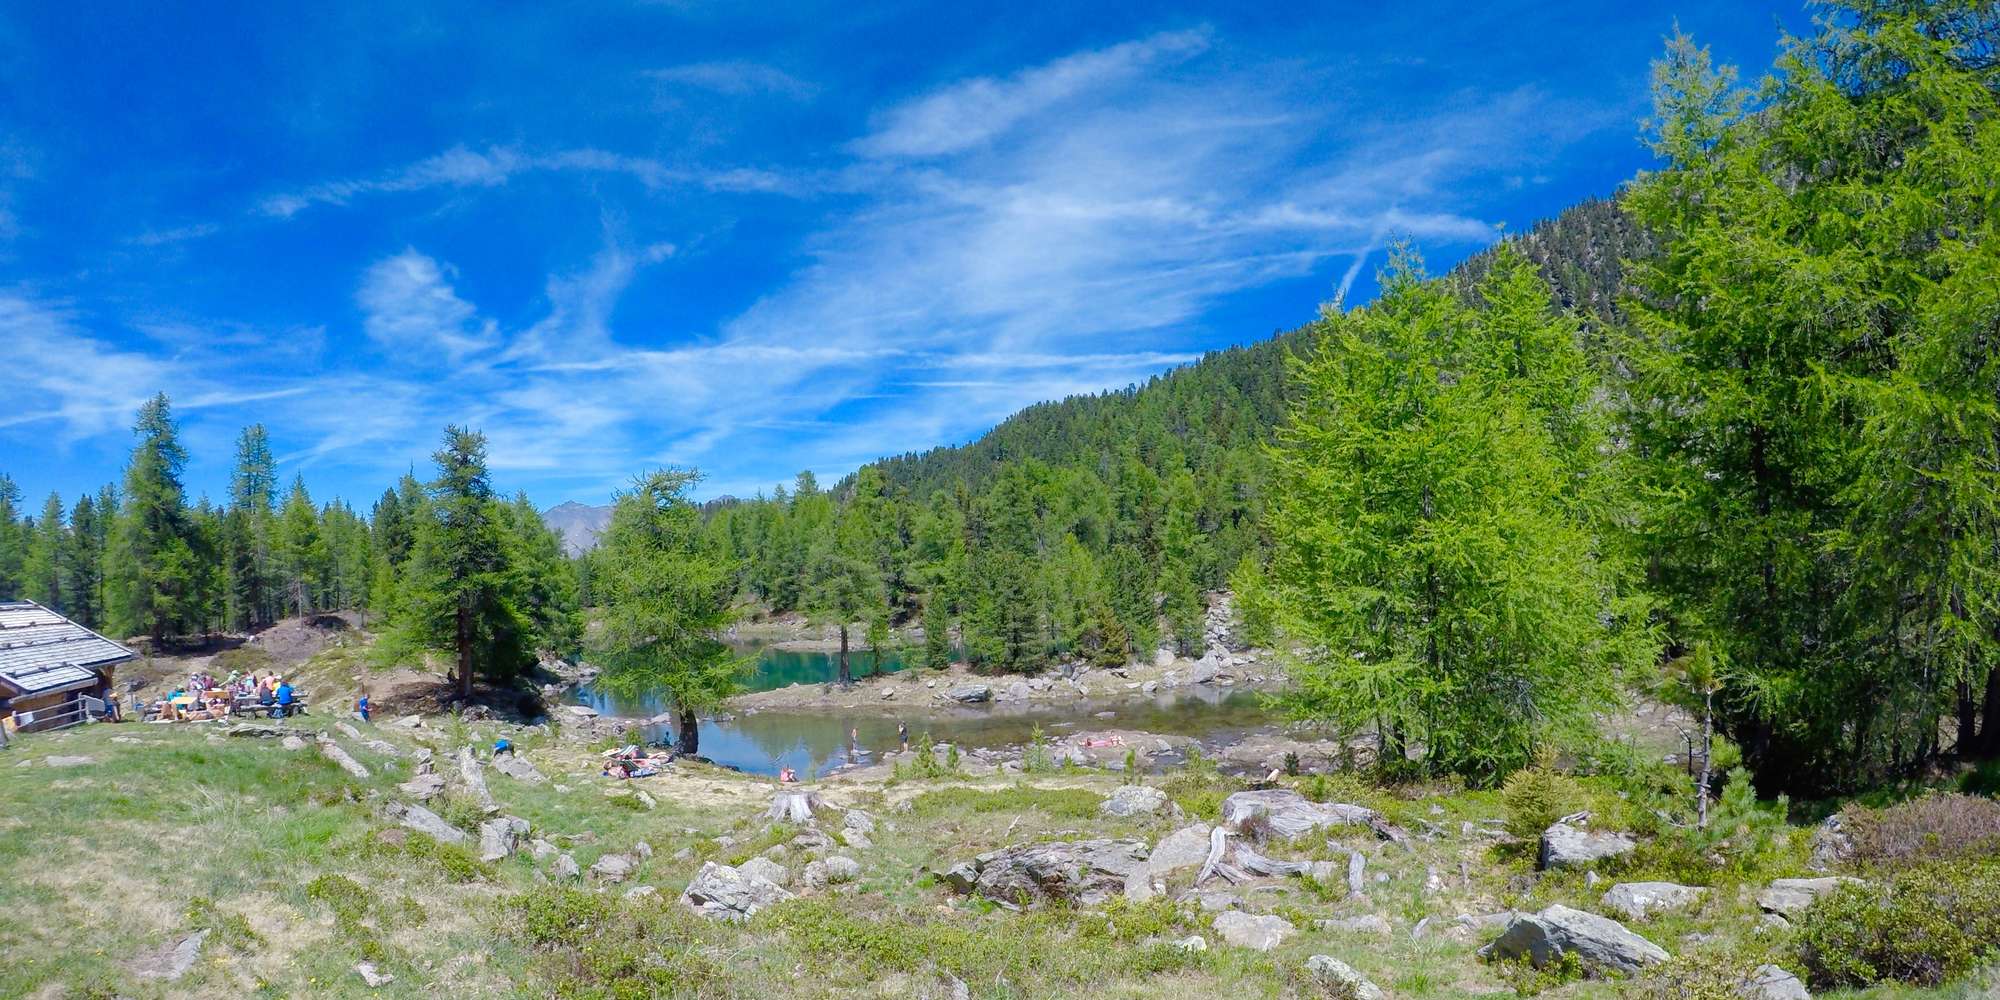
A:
[0,474,23,599]
[226,424,278,627]
[22,493,65,609]
[104,394,198,643]
[589,469,742,756]
[66,493,104,627]
[275,476,325,616]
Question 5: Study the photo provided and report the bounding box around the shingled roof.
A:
[0,601,134,698]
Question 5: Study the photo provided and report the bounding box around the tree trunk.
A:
[838,623,852,687]
[1697,688,1713,830]
[677,707,700,756]
[1980,666,2000,758]
[1959,680,1979,755]
[456,603,473,703]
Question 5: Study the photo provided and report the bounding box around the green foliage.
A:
[1022,725,1055,774]
[1625,5,2000,796]
[904,785,1103,821]
[505,885,727,999]
[1267,244,1653,785]
[1629,956,1759,1000]
[1796,859,2000,989]
[1841,793,2000,869]
[1501,766,1586,840]
[1494,950,1583,996]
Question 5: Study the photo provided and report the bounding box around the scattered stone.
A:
[364,739,401,757]
[590,853,639,883]
[1741,964,1812,1000]
[624,885,659,901]
[336,721,363,740]
[739,856,790,887]
[843,808,876,835]
[110,735,143,745]
[493,755,547,784]
[1423,865,1444,895]
[1170,935,1207,952]
[530,838,557,860]
[1756,877,1863,920]
[1305,955,1386,1000]
[566,705,598,718]
[682,861,794,921]
[1538,820,1637,870]
[41,754,94,768]
[226,723,287,739]
[280,735,308,751]
[945,683,992,703]
[317,738,371,779]
[1478,904,1669,974]
[384,801,470,844]
[822,855,861,883]
[412,747,434,775]
[1346,850,1366,896]
[394,714,425,729]
[1147,823,1215,874]
[1212,911,1295,951]
[457,747,498,814]
[946,839,1149,906]
[552,853,581,880]
[128,929,208,980]
[1806,814,1852,872]
[841,828,873,850]
[478,818,517,862]
[1219,789,1387,840]
[1602,882,1709,921]
[633,840,652,859]
[633,790,657,810]
[1100,784,1170,817]
[398,773,448,801]
[355,961,394,987]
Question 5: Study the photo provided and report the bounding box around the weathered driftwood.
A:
[1195,827,1230,886]
[1234,844,1318,878]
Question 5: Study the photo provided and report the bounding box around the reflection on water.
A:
[571,643,1284,778]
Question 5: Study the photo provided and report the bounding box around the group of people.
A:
[600,744,668,779]
[146,670,293,723]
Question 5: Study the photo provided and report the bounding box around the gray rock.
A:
[457,747,498,814]
[566,705,598,718]
[1219,789,1381,839]
[355,961,394,987]
[128,928,208,980]
[590,853,639,883]
[1807,814,1852,872]
[1147,823,1214,873]
[552,853,581,880]
[398,773,448,801]
[1190,656,1220,684]
[385,801,470,844]
[739,856,790,887]
[1004,681,1032,702]
[945,684,992,703]
[948,839,1149,906]
[842,808,876,835]
[1100,784,1170,818]
[623,885,659,901]
[1741,964,1812,1000]
[1756,877,1864,919]
[682,861,794,922]
[478,818,517,862]
[1305,955,1385,1000]
[1169,934,1207,952]
[529,838,558,860]
[1317,914,1393,936]
[493,755,547,784]
[632,839,652,858]
[280,736,308,751]
[1153,648,1175,668]
[317,738,371,779]
[44,754,96,767]
[1211,911,1295,951]
[822,855,861,883]
[226,723,288,739]
[1538,821,1637,870]
[1602,882,1709,920]
[336,722,363,740]
[1478,904,1669,974]
[840,827,873,850]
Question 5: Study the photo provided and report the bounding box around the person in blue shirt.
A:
[493,736,513,757]
[274,680,294,719]
[356,690,370,723]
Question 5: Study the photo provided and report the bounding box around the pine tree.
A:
[104,394,198,644]
[22,493,65,609]
[275,476,325,616]
[65,493,104,627]
[1158,471,1208,656]
[226,424,278,627]
[589,469,742,756]
[920,593,952,669]
[804,510,884,687]
[0,475,23,599]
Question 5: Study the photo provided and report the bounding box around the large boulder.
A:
[493,755,547,784]
[1538,821,1637,870]
[398,773,447,801]
[738,856,790,888]
[1477,904,1669,974]
[1211,911,1295,952]
[682,861,794,922]
[317,738,371,779]
[457,747,498,814]
[1101,785,1171,818]
[478,818,517,862]
[1146,823,1214,874]
[945,684,992,704]
[947,839,1149,907]
[1220,789,1380,839]
[589,853,639,883]
[1756,877,1863,919]
[1305,955,1386,1000]
[384,802,469,844]
[1601,882,1708,921]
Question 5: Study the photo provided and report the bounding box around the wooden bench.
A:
[232,695,310,718]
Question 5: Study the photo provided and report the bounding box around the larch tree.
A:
[1266,246,1651,784]
[588,469,743,756]
[23,493,65,610]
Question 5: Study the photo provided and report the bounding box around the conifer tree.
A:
[0,475,23,598]
[104,394,198,643]
[275,476,325,616]
[23,493,65,609]
[66,494,104,627]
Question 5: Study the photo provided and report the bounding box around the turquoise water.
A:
[570,641,1282,778]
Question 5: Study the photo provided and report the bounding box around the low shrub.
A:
[1840,793,2000,869]
[1297,771,1379,809]
[1501,766,1585,840]
[505,885,728,998]
[1795,859,2000,989]
[1628,956,1760,1000]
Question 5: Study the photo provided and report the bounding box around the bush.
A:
[1629,956,1761,1000]
[1502,767,1585,839]
[1841,793,2000,869]
[505,885,727,998]
[1795,859,2000,989]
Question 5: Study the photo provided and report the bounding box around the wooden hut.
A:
[0,600,134,736]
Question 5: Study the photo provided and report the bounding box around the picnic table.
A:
[233,693,310,717]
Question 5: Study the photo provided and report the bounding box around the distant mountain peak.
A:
[541,500,613,556]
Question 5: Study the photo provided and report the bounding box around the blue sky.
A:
[0,1,1804,510]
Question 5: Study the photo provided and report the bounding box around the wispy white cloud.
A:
[648,60,817,99]
[357,250,500,362]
